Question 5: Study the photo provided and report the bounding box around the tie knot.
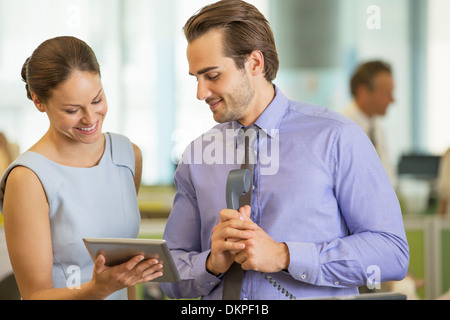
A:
[238,126,258,147]
[238,126,258,167]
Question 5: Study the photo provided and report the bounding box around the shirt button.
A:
[334,281,339,286]
[210,282,216,286]
[301,274,307,280]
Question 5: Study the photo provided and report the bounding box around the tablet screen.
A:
[83,238,180,283]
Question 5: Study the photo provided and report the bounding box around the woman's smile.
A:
[75,121,99,135]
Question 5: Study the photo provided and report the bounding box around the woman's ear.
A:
[31,92,46,113]
[247,50,265,77]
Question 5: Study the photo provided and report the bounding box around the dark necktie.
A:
[222,127,257,300]
[368,121,377,149]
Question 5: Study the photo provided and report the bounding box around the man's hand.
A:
[231,206,290,273]
[206,207,258,276]
[234,228,290,273]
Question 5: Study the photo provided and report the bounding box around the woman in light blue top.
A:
[0,36,163,300]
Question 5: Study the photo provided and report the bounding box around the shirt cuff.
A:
[192,250,222,296]
[285,242,319,285]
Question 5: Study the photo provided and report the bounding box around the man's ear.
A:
[31,92,46,113]
[247,50,265,77]
[355,84,372,100]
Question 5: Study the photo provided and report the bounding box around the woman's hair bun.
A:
[20,37,100,103]
[21,57,32,100]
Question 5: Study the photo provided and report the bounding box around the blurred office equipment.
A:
[397,153,441,215]
[398,154,441,179]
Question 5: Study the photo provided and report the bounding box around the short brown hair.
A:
[184,0,279,82]
[350,60,392,97]
[21,36,101,103]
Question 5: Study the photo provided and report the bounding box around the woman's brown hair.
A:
[184,0,279,83]
[21,36,101,103]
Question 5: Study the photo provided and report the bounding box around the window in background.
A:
[2,0,442,185]
[0,0,268,186]
[427,0,450,155]
[271,0,412,169]
[0,0,127,175]
[0,0,179,185]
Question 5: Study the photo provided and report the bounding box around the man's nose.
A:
[197,79,211,101]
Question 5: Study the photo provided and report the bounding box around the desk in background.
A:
[403,215,450,299]
[138,185,175,219]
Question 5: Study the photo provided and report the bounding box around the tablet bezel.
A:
[83,238,180,283]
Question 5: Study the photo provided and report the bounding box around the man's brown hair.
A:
[184,0,279,82]
[350,60,392,97]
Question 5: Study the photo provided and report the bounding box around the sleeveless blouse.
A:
[0,133,141,300]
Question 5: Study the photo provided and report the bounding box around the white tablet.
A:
[83,238,180,283]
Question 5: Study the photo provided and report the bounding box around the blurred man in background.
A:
[342,61,397,186]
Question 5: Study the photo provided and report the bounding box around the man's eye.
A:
[207,74,220,81]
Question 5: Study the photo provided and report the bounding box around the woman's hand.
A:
[90,253,163,299]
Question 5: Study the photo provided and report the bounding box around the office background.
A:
[1,0,450,185]
[1,0,450,299]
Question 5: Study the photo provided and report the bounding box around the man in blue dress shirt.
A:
[161,0,409,300]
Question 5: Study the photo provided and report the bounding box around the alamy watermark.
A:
[366,265,382,290]
[178,128,280,176]
[367,5,382,30]
[66,5,82,30]
[66,265,81,290]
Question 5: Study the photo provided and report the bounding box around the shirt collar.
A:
[231,85,287,138]
[347,100,378,131]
